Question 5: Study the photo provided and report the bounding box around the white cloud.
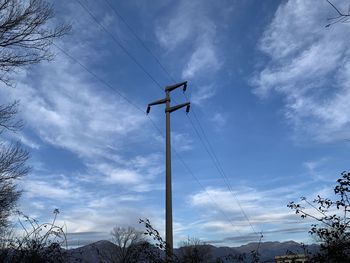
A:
[303,157,339,183]
[182,40,220,79]
[0,27,164,190]
[0,2,172,241]
[191,85,216,105]
[172,132,192,152]
[155,0,221,81]
[188,183,327,244]
[87,194,143,209]
[191,187,261,214]
[23,175,82,201]
[102,165,143,185]
[10,133,41,149]
[155,1,196,50]
[211,112,226,127]
[253,0,350,142]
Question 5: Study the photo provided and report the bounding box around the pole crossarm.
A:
[147,98,169,114]
[165,81,187,92]
[148,97,169,106]
[166,102,190,113]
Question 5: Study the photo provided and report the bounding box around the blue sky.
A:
[2,0,350,247]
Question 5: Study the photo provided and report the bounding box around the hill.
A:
[63,240,319,262]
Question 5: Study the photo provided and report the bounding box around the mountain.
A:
[64,240,118,263]
[227,241,319,262]
[62,240,319,262]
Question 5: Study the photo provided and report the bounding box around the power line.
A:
[52,43,144,114]
[102,0,176,83]
[75,0,163,90]
[53,42,245,240]
[187,112,258,237]
[182,90,259,236]
[96,1,260,236]
[147,116,243,237]
[74,0,260,239]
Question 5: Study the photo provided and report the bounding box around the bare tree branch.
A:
[0,101,23,133]
[288,172,350,261]
[0,142,30,231]
[0,0,69,236]
[0,0,71,86]
[110,226,145,263]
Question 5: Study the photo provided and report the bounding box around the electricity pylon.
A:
[147,81,190,260]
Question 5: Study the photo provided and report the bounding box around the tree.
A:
[288,171,350,262]
[110,226,145,263]
[0,101,29,235]
[178,237,212,263]
[0,0,70,86]
[0,0,69,235]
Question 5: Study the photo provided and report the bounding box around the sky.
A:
[1,0,350,248]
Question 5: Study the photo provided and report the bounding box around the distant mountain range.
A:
[63,240,320,262]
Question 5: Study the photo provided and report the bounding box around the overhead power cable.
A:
[75,0,163,90]
[52,43,144,114]
[181,91,259,237]
[186,112,258,237]
[53,42,244,239]
[74,0,261,239]
[102,0,175,82]
[147,116,243,237]
[102,0,260,236]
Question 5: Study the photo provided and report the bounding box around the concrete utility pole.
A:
[147,81,190,261]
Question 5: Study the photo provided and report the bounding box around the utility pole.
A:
[147,81,190,261]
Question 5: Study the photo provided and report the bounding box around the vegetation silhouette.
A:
[0,209,67,263]
[110,226,145,263]
[288,171,350,262]
[0,0,70,240]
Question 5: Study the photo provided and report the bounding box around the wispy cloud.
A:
[155,0,223,106]
[155,1,197,51]
[172,132,193,152]
[191,85,216,105]
[0,1,168,191]
[252,0,350,142]
[211,112,226,127]
[182,39,220,79]
[187,183,327,245]
[0,2,174,243]
[303,157,336,182]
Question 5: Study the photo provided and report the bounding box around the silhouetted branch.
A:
[0,0,69,238]
[288,171,350,261]
[0,142,29,231]
[0,101,23,133]
[0,0,71,86]
[0,210,67,262]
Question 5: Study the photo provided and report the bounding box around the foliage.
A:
[288,171,350,262]
[110,225,145,263]
[0,102,29,234]
[214,250,260,263]
[0,0,69,239]
[139,218,171,263]
[178,237,212,263]
[0,209,67,263]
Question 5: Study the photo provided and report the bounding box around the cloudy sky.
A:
[1,0,350,247]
